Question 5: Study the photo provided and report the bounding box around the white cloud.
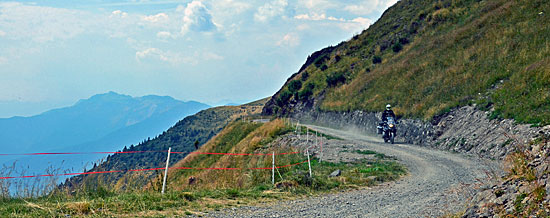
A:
[294,12,347,22]
[345,0,400,15]
[136,48,222,65]
[156,31,173,39]
[294,13,326,21]
[136,48,195,65]
[201,51,224,61]
[142,13,169,23]
[222,23,241,37]
[254,0,288,22]
[127,37,137,45]
[208,0,251,17]
[181,1,218,35]
[105,10,136,38]
[176,4,186,13]
[296,24,310,31]
[0,2,90,42]
[297,0,335,11]
[328,16,345,21]
[351,17,373,26]
[111,10,128,18]
[0,56,7,65]
[205,0,251,34]
[276,33,300,47]
[0,30,5,37]
[344,3,375,15]
[385,0,399,8]
[336,17,373,32]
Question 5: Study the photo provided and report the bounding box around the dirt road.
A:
[201,125,502,217]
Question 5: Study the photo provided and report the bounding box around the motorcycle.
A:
[377,117,397,144]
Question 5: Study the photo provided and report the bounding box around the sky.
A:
[0,0,398,118]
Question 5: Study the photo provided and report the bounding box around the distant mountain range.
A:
[0,92,209,176]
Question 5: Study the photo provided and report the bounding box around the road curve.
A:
[201,125,502,218]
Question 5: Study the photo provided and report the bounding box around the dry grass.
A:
[165,119,295,190]
[488,136,549,217]
[64,201,91,215]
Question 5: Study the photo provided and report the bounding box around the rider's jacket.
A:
[382,109,395,122]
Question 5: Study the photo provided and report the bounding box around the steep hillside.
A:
[264,0,549,126]
[164,119,296,190]
[65,98,268,189]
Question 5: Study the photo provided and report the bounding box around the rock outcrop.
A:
[463,136,550,217]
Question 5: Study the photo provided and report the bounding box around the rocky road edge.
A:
[291,104,549,160]
[462,136,550,217]
[194,125,502,218]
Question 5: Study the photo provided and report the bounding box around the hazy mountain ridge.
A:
[0,91,209,154]
[0,92,210,185]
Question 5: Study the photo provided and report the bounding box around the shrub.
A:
[313,54,329,68]
[373,55,382,64]
[276,90,292,106]
[298,83,314,100]
[326,72,346,87]
[431,8,452,23]
[288,80,302,95]
[334,55,341,63]
[298,89,313,100]
[392,42,403,53]
[301,71,309,81]
[399,37,409,45]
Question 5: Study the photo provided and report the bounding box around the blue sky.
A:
[0,0,398,117]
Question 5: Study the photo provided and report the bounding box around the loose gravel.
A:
[193,125,503,218]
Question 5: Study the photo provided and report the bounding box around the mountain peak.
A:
[75,92,132,105]
[90,91,131,100]
[139,95,176,102]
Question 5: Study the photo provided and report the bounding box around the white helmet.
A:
[386,104,391,109]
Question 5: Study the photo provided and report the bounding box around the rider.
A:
[381,104,395,122]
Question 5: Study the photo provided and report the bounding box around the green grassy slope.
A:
[264,0,549,125]
[65,98,268,190]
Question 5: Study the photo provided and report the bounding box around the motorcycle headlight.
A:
[389,124,394,128]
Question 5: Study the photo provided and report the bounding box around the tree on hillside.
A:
[288,80,302,95]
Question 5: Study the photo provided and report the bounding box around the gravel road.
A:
[199,125,503,218]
